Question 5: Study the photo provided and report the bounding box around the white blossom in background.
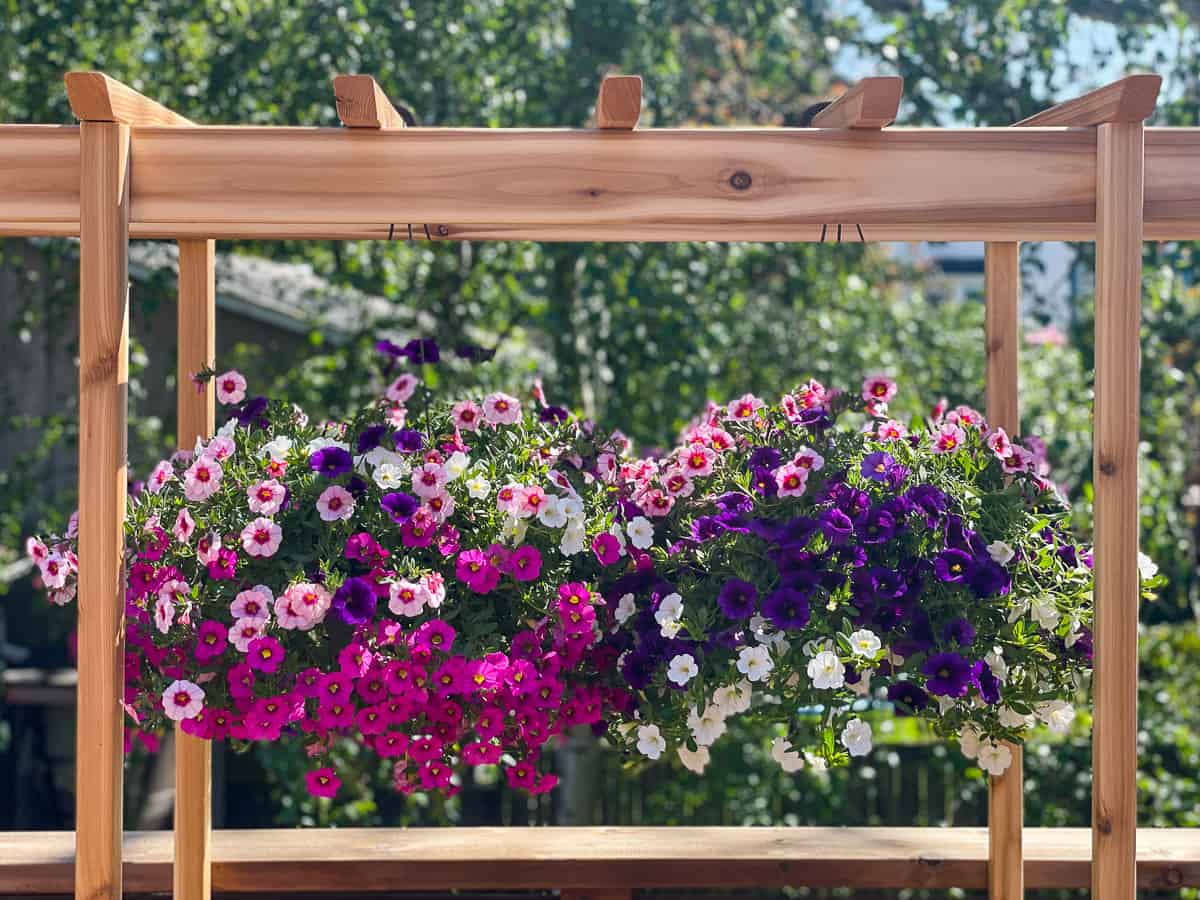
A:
[677,744,710,774]
[536,497,569,528]
[614,593,637,626]
[465,473,492,499]
[687,704,727,746]
[1036,699,1075,734]
[1030,596,1061,629]
[987,540,1015,565]
[959,726,981,759]
[999,707,1033,729]
[667,653,699,686]
[840,718,873,757]
[807,650,845,689]
[625,516,654,550]
[770,737,806,773]
[1137,551,1159,580]
[712,680,752,717]
[736,644,774,682]
[977,740,1013,776]
[636,724,667,760]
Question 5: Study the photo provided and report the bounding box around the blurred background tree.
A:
[1,3,1197,892]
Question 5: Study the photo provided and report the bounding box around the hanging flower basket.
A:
[29,351,1095,796]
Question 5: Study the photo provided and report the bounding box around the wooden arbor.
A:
[0,70,1198,900]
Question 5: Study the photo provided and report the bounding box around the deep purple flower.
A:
[346,475,368,498]
[309,446,353,478]
[778,516,819,548]
[393,429,425,454]
[860,451,897,482]
[969,558,1011,598]
[1070,626,1094,664]
[906,484,948,523]
[922,652,974,697]
[973,661,1001,705]
[716,492,755,516]
[856,507,896,544]
[402,338,440,364]
[884,464,910,492]
[717,579,758,619]
[621,652,654,690]
[751,465,778,497]
[798,407,832,430]
[748,447,782,471]
[454,343,497,362]
[332,577,378,625]
[887,681,929,713]
[748,518,785,543]
[540,405,570,424]
[234,395,270,429]
[933,548,974,583]
[356,424,389,454]
[762,588,811,630]
[691,516,723,543]
[943,617,976,647]
[380,491,419,523]
[818,508,853,545]
[376,339,405,359]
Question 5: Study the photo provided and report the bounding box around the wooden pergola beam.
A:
[332,74,413,129]
[1014,74,1162,127]
[810,76,903,129]
[595,75,642,129]
[65,72,193,126]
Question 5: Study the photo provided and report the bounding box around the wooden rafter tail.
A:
[810,76,903,129]
[1014,73,1162,127]
[595,75,642,130]
[64,71,192,126]
[332,74,414,129]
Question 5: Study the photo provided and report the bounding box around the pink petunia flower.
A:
[680,445,716,478]
[316,485,355,522]
[793,446,825,471]
[451,399,482,432]
[507,545,543,582]
[230,617,266,652]
[986,428,1014,459]
[183,458,223,502]
[389,579,427,617]
[411,463,449,499]
[877,420,908,442]
[862,374,898,404]
[638,488,674,518]
[516,485,548,519]
[592,533,622,566]
[214,370,247,405]
[386,373,419,404]
[247,636,284,674]
[281,582,331,630]
[204,435,236,463]
[726,393,765,422]
[162,679,205,721]
[247,478,286,515]
[172,509,196,544]
[240,517,282,558]
[483,392,522,426]
[196,532,222,565]
[231,585,273,624]
[775,463,809,497]
[147,460,175,494]
[455,549,501,594]
[932,423,967,454]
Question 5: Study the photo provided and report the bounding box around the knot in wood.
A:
[1165,867,1183,886]
[1096,816,1113,835]
[729,170,753,191]
[436,224,449,236]
[1099,459,1117,476]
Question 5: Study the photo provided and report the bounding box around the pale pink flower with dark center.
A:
[775,463,810,497]
[316,485,355,522]
[230,617,266,651]
[793,447,825,471]
[172,509,196,544]
[389,579,428,617]
[877,420,908,442]
[681,445,716,478]
[231,586,273,624]
[862,374,898,404]
[162,679,205,721]
[214,370,247,405]
[196,533,222,565]
[517,485,548,519]
[483,392,522,426]
[452,399,482,432]
[386,373,419,404]
[147,460,174,494]
[662,469,695,497]
[726,393,764,422]
[39,553,70,589]
[986,428,1014,459]
[240,517,282,558]
[248,479,286,515]
[933,424,967,454]
[183,457,223,502]
[204,435,236,462]
[495,483,525,516]
[412,462,449,499]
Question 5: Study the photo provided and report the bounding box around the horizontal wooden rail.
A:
[0,828,1196,893]
[4,125,1200,241]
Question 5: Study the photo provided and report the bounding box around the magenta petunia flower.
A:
[305,767,341,798]
[455,548,501,593]
[194,620,228,663]
[507,545,543,582]
[592,533,621,566]
[247,636,284,674]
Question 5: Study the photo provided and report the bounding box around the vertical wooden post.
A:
[1092,121,1144,900]
[76,120,130,900]
[174,239,216,900]
[984,241,1023,900]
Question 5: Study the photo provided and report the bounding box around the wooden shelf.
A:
[1,827,1196,893]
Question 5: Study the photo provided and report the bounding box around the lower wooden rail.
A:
[1,828,1196,894]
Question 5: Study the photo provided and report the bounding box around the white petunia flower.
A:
[500,515,528,546]
[807,650,845,690]
[304,437,349,455]
[977,740,1014,776]
[655,592,684,624]
[444,451,470,480]
[840,718,873,757]
[1137,551,1159,580]
[536,497,569,528]
[1030,596,1061,629]
[636,724,667,760]
[677,744,711,774]
[465,473,492,499]
[712,679,753,716]
[1036,699,1075,734]
[625,516,655,550]
[373,463,407,490]
[667,653,700,686]
[687,704,727,746]
[987,540,1015,565]
[999,706,1033,729]
[559,525,586,557]
[736,645,774,682]
[770,737,806,773]
[959,725,981,759]
[659,619,683,638]
[614,593,637,626]
[985,648,1008,682]
[848,629,881,657]
[258,436,294,460]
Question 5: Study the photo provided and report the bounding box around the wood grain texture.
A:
[984,241,1023,900]
[1092,121,1144,900]
[810,76,903,129]
[174,238,216,900]
[76,120,130,900]
[595,76,642,129]
[129,126,1101,229]
[332,75,410,129]
[1,828,1196,894]
[1015,74,1161,127]
[6,127,1200,241]
[64,72,192,126]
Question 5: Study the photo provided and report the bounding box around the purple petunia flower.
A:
[968,558,1011,598]
[717,578,758,619]
[860,451,897,482]
[234,395,270,429]
[621,652,655,690]
[332,577,378,625]
[380,492,419,523]
[751,465,779,497]
[309,446,353,478]
[943,617,977,647]
[540,405,570,424]
[973,661,1002,705]
[356,424,389,454]
[393,429,425,454]
[402,338,440,364]
[856,507,897,544]
[933,548,974,583]
[887,681,929,713]
[922,651,974,697]
[748,447,782,472]
[819,508,854,545]
[716,492,755,516]
[762,587,811,630]
[905,484,948,523]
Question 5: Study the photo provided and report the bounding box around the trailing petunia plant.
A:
[598,376,1098,778]
[28,341,632,798]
